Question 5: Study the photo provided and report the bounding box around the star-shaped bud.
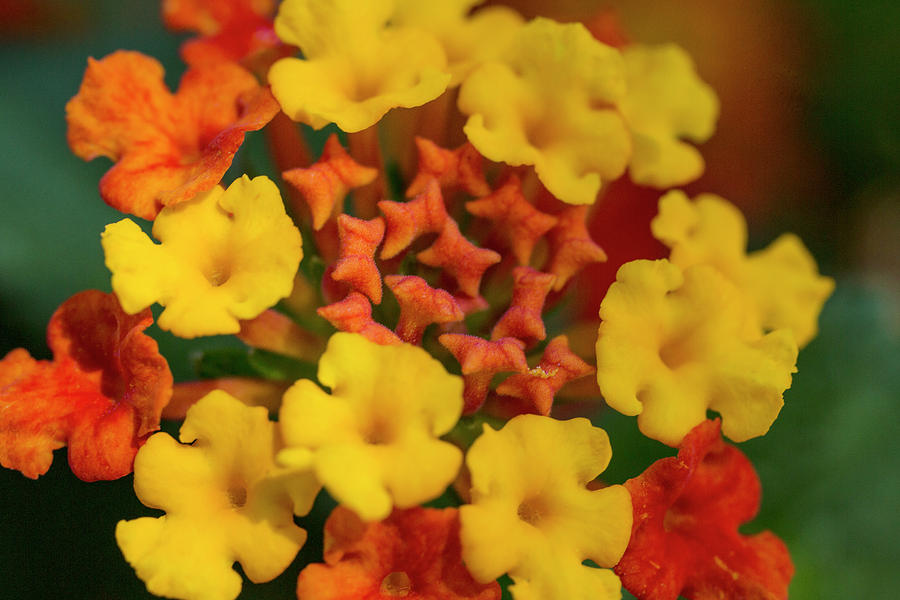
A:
[317,292,401,346]
[439,334,528,414]
[466,176,558,265]
[495,336,594,416]
[385,275,464,345]
[491,267,556,346]
[283,134,378,230]
[406,137,491,198]
[378,178,448,259]
[545,206,607,290]
[418,220,501,298]
[331,215,385,304]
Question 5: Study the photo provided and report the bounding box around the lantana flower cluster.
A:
[1,1,834,599]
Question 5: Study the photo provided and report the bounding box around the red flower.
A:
[296,506,500,600]
[162,0,284,67]
[0,290,172,481]
[615,419,793,600]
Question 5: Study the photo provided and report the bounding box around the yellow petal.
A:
[745,233,835,347]
[652,191,833,347]
[620,43,719,188]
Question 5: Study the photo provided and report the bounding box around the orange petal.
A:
[297,506,500,600]
[495,335,594,416]
[439,334,527,413]
[545,205,608,290]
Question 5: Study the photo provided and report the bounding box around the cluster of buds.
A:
[0,1,834,600]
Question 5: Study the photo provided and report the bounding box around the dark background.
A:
[1,1,898,598]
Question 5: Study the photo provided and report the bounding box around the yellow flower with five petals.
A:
[458,18,631,205]
[460,414,631,600]
[596,259,798,446]
[278,332,464,521]
[116,391,320,600]
[269,0,451,132]
[102,175,302,338]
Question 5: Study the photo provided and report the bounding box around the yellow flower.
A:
[596,259,798,446]
[458,18,630,205]
[459,414,631,600]
[116,391,320,600]
[392,0,524,85]
[278,332,464,521]
[269,0,450,132]
[651,190,834,346]
[619,44,719,188]
[102,175,302,338]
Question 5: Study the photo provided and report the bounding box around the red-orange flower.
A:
[66,50,279,220]
[0,290,172,481]
[162,0,282,67]
[615,419,793,600]
[296,506,500,600]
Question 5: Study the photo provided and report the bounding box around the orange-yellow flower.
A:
[66,50,278,220]
[0,290,171,481]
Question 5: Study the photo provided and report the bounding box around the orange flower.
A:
[0,290,172,481]
[66,50,279,219]
[296,506,500,600]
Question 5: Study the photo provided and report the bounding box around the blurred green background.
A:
[1,1,898,598]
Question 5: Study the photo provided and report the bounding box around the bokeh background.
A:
[1,1,898,598]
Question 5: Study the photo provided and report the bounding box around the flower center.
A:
[363,415,397,445]
[517,496,549,526]
[203,264,232,287]
[227,483,248,508]
[380,571,411,597]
